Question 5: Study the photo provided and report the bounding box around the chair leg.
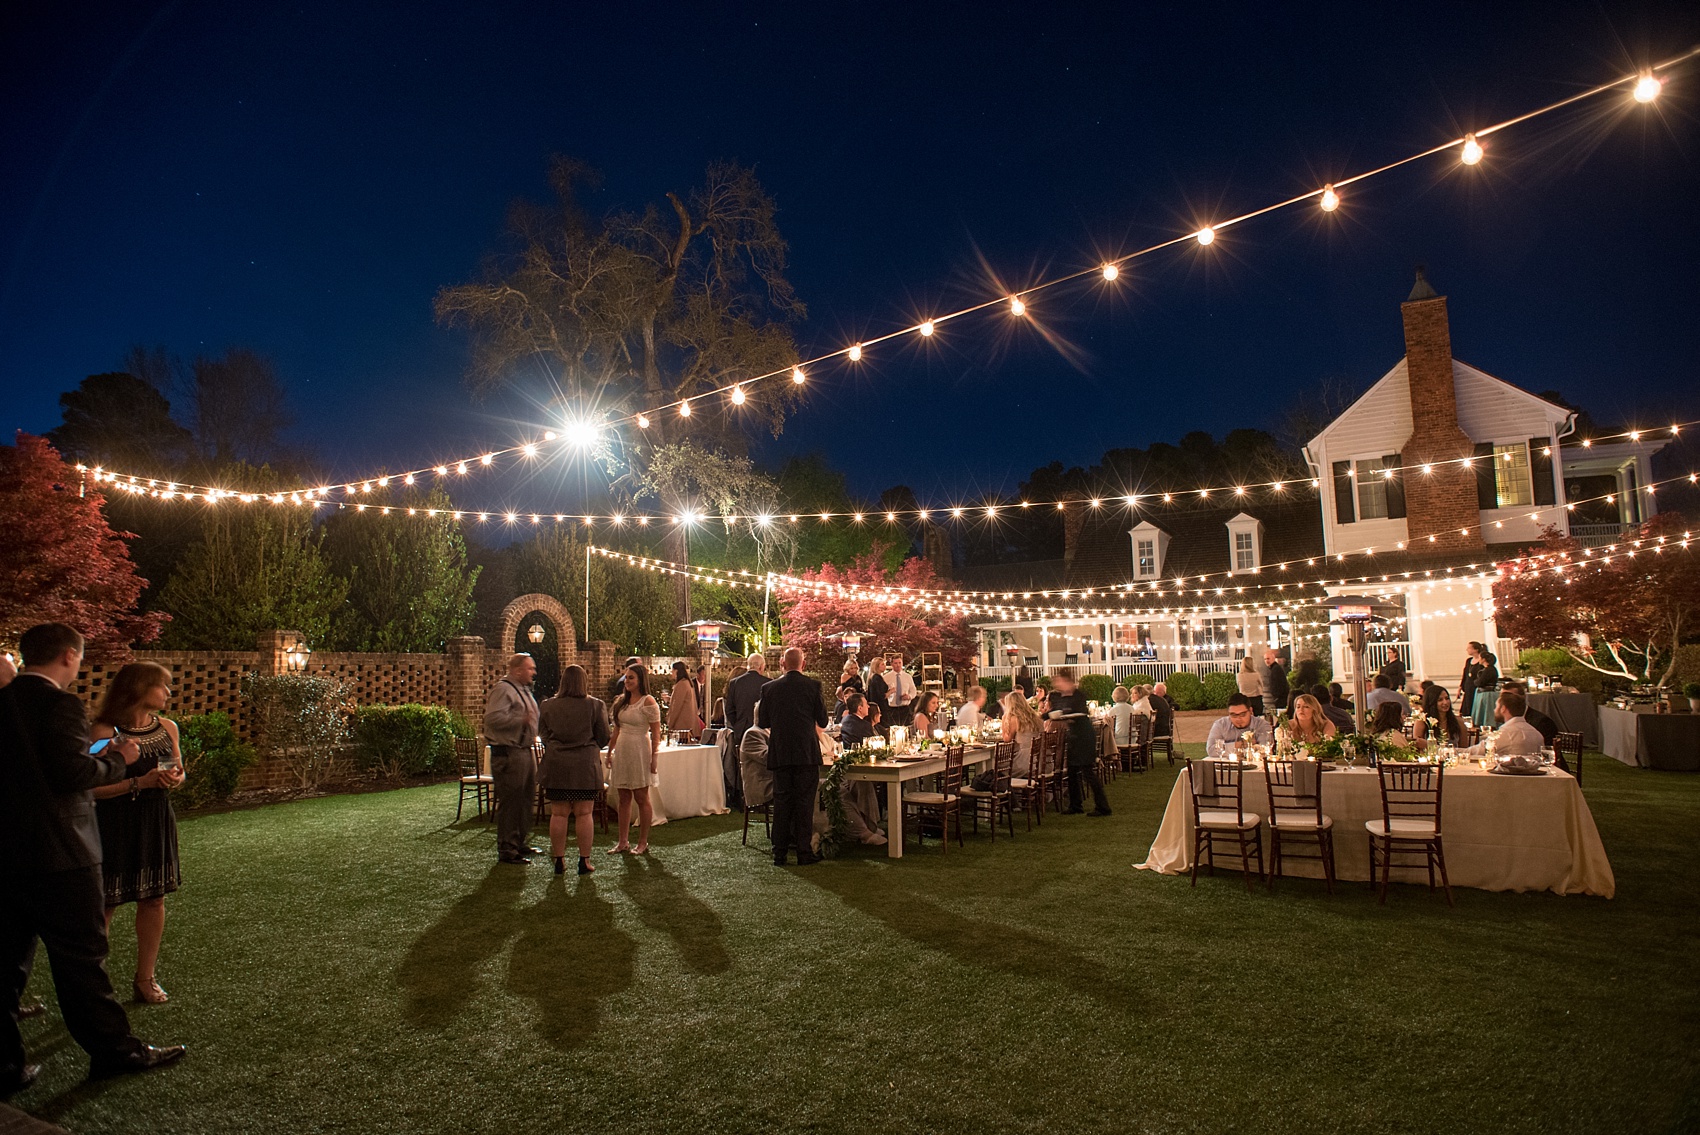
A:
[456,786,465,822]
[742,806,751,846]
[1190,829,1202,887]
[1435,837,1454,907]
[1267,828,1279,892]
[1375,837,1391,904]
[1321,830,1336,894]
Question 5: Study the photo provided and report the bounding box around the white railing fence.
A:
[980,659,1237,682]
[1568,523,1625,549]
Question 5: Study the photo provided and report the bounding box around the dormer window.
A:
[1225,513,1263,575]
[1129,521,1169,580]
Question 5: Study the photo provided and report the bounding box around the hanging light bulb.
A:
[730,385,746,405]
[1319,184,1340,212]
[1009,296,1026,316]
[848,344,862,361]
[918,320,935,336]
[791,366,806,384]
[1195,226,1216,246]
[1460,133,1484,165]
[679,400,692,418]
[1100,263,1119,281]
[1633,73,1662,103]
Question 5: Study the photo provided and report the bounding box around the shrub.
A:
[979,676,1012,703]
[1517,647,1572,677]
[1078,673,1116,703]
[244,672,350,789]
[1558,665,1606,704]
[1671,644,1700,691]
[1036,674,1054,691]
[1165,671,1204,710]
[1200,671,1238,709]
[1684,682,1700,700]
[352,704,467,780]
[174,711,256,808]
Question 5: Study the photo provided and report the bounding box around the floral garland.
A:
[1302,732,1426,765]
[818,745,876,855]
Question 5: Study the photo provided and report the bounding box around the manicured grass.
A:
[15,750,1700,1134]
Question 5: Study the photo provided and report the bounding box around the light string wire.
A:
[72,45,1700,499]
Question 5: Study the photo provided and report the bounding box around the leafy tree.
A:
[0,434,166,660]
[1493,515,1700,685]
[155,470,348,649]
[322,488,480,651]
[505,528,688,655]
[186,348,294,466]
[46,372,193,475]
[779,548,976,676]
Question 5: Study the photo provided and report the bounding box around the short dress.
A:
[94,716,182,906]
[609,696,662,790]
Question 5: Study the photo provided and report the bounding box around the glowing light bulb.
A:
[791,366,806,384]
[679,400,692,418]
[1460,133,1483,165]
[1633,74,1662,103]
[1195,226,1215,246]
[637,414,650,429]
[1101,263,1119,281]
[730,385,746,405]
[456,462,468,475]
[1319,185,1339,212]
[918,320,935,336]
[543,430,557,441]
[522,444,537,457]
[847,344,862,361]
[480,454,493,466]
[1009,296,1026,316]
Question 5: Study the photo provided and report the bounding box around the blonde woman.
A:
[1237,656,1264,716]
[1289,693,1337,744]
[1001,690,1041,776]
[90,662,186,1003]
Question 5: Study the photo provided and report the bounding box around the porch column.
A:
[1039,621,1050,671]
[1403,590,1427,684]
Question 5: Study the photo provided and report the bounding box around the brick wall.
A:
[1399,282,1484,553]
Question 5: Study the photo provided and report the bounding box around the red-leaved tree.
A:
[1493,514,1700,685]
[779,548,977,675]
[0,433,166,661]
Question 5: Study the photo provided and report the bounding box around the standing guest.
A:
[1013,665,1035,699]
[759,647,829,866]
[1237,657,1264,717]
[609,656,641,702]
[484,654,542,866]
[1414,686,1466,747]
[1328,682,1355,713]
[1261,649,1290,715]
[910,691,940,740]
[885,655,916,727]
[1366,674,1411,720]
[1493,688,1546,755]
[954,686,988,730]
[1469,645,1500,730]
[1148,682,1174,742]
[1312,685,1357,734]
[838,659,865,697]
[1205,694,1274,759]
[1047,670,1110,815]
[1001,691,1041,776]
[1288,657,1322,710]
[607,666,662,855]
[723,653,767,809]
[1288,694,1337,744]
[0,623,184,1090]
[538,665,611,876]
[666,660,701,740]
[1378,647,1408,693]
[695,664,709,715]
[89,663,185,1005]
[1458,644,1482,728]
[865,656,891,727]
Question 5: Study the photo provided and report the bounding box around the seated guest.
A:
[1288,693,1337,744]
[839,694,875,747]
[710,697,726,729]
[1365,673,1410,719]
[1107,685,1140,749]
[1148,682,1174,739]
[955,686,988,730]
[1127,684,1152,715]
[867,702,883,734]
[1312,685,1356,734]
[1414,686,1467,747]
[1204,694,1273,759]
[1328,682,1354,713]
[1000,691,1040,776]
[911,691,940,739]
[1367,701,1405,740]
[1501,683,1559,745]
[1493,688,1547,756]
[825,713,886,847]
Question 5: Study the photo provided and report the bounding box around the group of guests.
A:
[2,623,188,1095]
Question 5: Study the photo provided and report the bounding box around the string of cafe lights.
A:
[74,47,1698,501]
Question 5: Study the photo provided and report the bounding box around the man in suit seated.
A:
[833,696,886,847]
[1312,685,1357,735]
[1147,682,1174,740]
[1,623,186,1093]
[758,647,830,866]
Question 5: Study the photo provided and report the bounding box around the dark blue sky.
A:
[4,1,1698,511]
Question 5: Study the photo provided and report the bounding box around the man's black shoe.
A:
[1,1063,40,1097]
[89,1044,187,1081]
[523,846,546,856]
[1088,808,1113,817]
[497,854,532,865]
[772,855,789,867]
[1063,807,1085,815]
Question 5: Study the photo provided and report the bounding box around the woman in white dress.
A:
[606,665,663,854]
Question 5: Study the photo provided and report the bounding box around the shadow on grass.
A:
[617,856,730,975]
[397,866,636,1051]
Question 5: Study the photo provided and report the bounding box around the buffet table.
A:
[1526,691,1599,749]
[604,743,728,824]
[1599,707,1700,771]
[1138,762,1615,897]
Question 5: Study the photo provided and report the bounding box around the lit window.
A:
[1234,531,1255,571]
[1355,459,1389,519]
[1137,538,1157,577]
[1494,443,1532,507]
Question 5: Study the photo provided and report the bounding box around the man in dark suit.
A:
[1312,684,1357,734]
[1147,682,1174,741]
[757,647,828,866]
[722,652,768,809]
[1,623,185,1093]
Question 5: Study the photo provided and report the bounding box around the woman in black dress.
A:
[538,665,611,875]
[91,662,185,1004]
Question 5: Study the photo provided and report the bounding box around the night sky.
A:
[4,1,1699,512]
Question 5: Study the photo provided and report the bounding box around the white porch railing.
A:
[979,659,1236,681]
[1569,523,1626,549]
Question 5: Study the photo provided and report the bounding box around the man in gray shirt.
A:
[1204,694,1273,759]
[484,653,542,865]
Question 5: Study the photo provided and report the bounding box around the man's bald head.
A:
[1153,682,1167,697]
[781,646,805,672]
[746,652,767,672]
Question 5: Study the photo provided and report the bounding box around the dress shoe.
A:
[17,999,46,1020]
[497,854,532,865]
[89,1044,187,1080]
[552,856,566,875]
[577,857,595,875]
[1,1063,40,1097]
[134,978,169,1004]
[860,831,889,846]
[524,846,546,856]
[1088,808,1113,817]
[795,851,823,866]
[772,854,789,867]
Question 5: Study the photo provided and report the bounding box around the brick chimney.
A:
[1398,267,1484,551]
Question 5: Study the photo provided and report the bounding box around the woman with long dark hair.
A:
[911,691,940,739]
[1415,685,1467,747]
[539,665,611,875]
[90,662,186,1004]
[607,665,662,854]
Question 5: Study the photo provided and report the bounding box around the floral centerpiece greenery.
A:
[1302,732,1427,765]
[818,744,877,855]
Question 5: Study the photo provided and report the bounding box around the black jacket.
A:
[866,672,890,714]
[757,671,829,769]
[1148,693,1174,739]
[1266,662,1290,708]
[0,674,130,875]
[724,669,766,742]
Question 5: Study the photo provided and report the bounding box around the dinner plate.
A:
[1490,763,1546,776]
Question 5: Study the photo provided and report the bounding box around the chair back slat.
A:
[1264,758,1323,826]
[454,737,483,777]
[1377,762,1443,828]
[940,744,966,794]
[991,741,1017,791]
[1554,730,1583,761]
[1186,757,1245,824]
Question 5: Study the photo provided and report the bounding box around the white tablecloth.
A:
[1137,763,1615,897]
[605,743,728,824]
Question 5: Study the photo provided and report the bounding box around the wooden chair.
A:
[1095,722,1119,783]
[902,744,964,852]
[1039,730,1067,813]
[454,737,494,822]
[1263,759,1335,893]
[1119,715,1152,774]
[1185,757,1264,891]
[959,740,1018,840]
[1366,762,1453,906]
[1553,730,1584,786]
[1009,736,1046,829]
[1151,721,1176,766]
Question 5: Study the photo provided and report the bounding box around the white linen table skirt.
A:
[1137,763,1615,897]
[604,743,728,825]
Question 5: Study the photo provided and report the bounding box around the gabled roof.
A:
[1062,495,1324,590]
[1305,358,1573,454]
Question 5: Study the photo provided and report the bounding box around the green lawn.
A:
[14,750,1700,1135]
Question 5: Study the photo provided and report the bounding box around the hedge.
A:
[174,711,256,808]
[1199,671,1238,709]
[351,704,472,780]
[979,676,1013,702]
[1078,673,1117,703]
[1165,671,1204,710]
[1516,648,1572,677]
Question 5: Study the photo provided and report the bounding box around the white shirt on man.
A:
[1494,715,1546,756]
[955,701,982,729]
[887,668,915,707]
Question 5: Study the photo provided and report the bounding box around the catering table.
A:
[603,743,728,824]
[1526,692,1599,749]
[1599,707,1700,771]
[844,745,994,858]
[1137,763,1615,897]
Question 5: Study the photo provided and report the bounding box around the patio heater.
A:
[1316,596,1401,733]
[678,620,732,734]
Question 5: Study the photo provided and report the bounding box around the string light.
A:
[918,320,935,337]
[679,400,692,418]
[1319,184,1340,212]
[791,366,806,384]
[1460,133,1484,165]
[730,385,746,405]
[1009,296,1027,316]
[847,344,862,361]
[1634,74,1662,102]
[1101,263,1119,281]
[1194,226,1216,246]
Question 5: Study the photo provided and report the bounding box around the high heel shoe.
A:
[133,978,168,1005]
[577,857,595,875]
[552,856,565,875]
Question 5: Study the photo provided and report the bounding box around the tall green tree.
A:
[155,469,348,649]
[322,488,480,651]
[506,528,688,656]
[46,372,194,476]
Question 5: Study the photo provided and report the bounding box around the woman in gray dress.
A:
[539,665,611,875]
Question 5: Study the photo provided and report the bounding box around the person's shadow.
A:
[507,876,635,1050]
[397,866,529,1029]
[618,855,730,976]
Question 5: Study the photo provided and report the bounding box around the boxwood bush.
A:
[351,704,471,780]
[1078,673,1117,703]
[1517,648,1572,677]
[1164,671,1204,710]
[174,711,256,808]
[979,676,1012,702]
[1200,671,1238,709]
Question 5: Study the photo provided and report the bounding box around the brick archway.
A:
[499,593,577,675]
